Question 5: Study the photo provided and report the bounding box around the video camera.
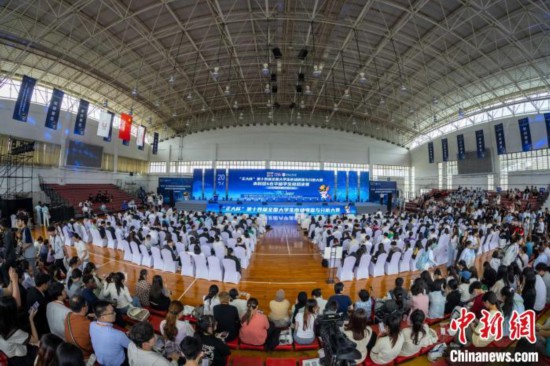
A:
[316,313,361,366]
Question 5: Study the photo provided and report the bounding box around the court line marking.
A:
[285,233,291,254]
[254,253,313,256]
[179,278,198,300]
[96,259,114,268]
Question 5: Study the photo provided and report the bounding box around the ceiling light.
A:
[239,112,244,120]
[186,92,192,100]
[168,75,175,84]
[352,119,357,125]
[201,105,206,112]
[433,115,437,123]
[264,84,271,94]
[261,63,270,76]
[400,84,407,92]
[233,100,239,109]
[313,64,323,77]
[211,117,216,122]
[458,108,464,117]
[266,99,272,107]
[211,66,220,81]
[277,60,282,73]
[379,97,385,105]
[325,115,329,123]
[131,87,138,97]
[103,100,108,107]
[358,72,367,85]
[154,100,160,107]
[333,103,338,111]
[432,96,438,105]
[185,121,190,126]
[297,112,301,120]
[172,112,177,117]
[304,85,312,95]
[343,89,350,99]
[300,100,305,109]
[224,85,231,96]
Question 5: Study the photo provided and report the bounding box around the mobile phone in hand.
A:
[29,301,39,314]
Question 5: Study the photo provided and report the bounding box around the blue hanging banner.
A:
[359,171,370,202]
[494,123,506,155]
[441,138,449,162]
[456,134,465,160]
[73,99,89,135]
[475,130,485,158]
[518,118,532,152]
[44,88,64,130]
[428,141,434,163]
[348,171,358,202]
[13,75,37,122]
[545,113,550,148]
[152,132,159,155]
[215,169,226,198]
[103,111,114,142]
[336,171,347,201]
[122,139,129,146]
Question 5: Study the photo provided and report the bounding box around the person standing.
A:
[19,218,36,275]
[0,219,16,286]
[49,226,67,275]
[73,233,89,270]
[34,201,43,227]
[41,204,50,228]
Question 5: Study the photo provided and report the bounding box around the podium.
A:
[323,246,343,284]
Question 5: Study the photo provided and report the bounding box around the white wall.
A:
[410,112,550,194]
[154,125,410,166]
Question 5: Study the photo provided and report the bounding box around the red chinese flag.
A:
[119,113,132,141]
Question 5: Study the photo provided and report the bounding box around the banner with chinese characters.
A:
[494,123,506,155]
[545,113,550,148]
[118,113,132,141]
[518,118,532,152]
[152,132,159,155]
[13,75,37,122]
[428,141,434,163]
[44,88,64,130]
[442,138,449,162]
[73,99,89,135]
[475,129,485,158]
[136,125,146,148]
[97,110,113,138]
[457,134,465,160]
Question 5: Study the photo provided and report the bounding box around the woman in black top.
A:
[149,275,171,311]
[195,315,230,366]
[213,292,240,341]
[521,269,536,311]
[444,278,461,314]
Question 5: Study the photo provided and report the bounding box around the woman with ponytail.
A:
[294,299,318,345]
[160,301,188,348]
[399,309,437,357]
[202,285,220,316]
[239,298,269,346]
[370,312,405,364]
[501,286,524,337]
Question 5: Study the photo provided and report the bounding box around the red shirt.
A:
[470,294,485,319]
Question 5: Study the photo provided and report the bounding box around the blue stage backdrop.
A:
[348,171,358,202]
[203,169,214,200]
[221,169,335,202]
[158,177,193,204]
[192,169,203,199]
[336,171,347,201]
[359,172,370,202]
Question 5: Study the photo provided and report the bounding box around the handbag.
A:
[127,306,150,322]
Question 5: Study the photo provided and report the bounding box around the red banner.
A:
[119,113,132,141]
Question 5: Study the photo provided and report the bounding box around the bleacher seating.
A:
[44,183,137,215]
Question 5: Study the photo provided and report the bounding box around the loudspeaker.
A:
[272,47,282,59]
[296,85,303,93]
[387,193,393,211]
[297,48,308,60]
[129,172,134,176]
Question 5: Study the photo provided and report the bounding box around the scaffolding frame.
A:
[0,137,35,199]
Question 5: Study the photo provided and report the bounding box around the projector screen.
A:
[65,140,103,169]
[457,149,493,174]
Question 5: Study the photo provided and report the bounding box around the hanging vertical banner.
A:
[494,123,506,155]
[103,115,114,142]
[122,139,129,146]
[44,88,64,130]
[73,99,89,135]
[475,129,485,158]
[428,141,434,163]
[137,127,146,151]
[359,171,370,202]
[441,138,449,162]
[336,171,347,201]
[97,110,113,137]
[119,113,132,140]
[456,134,465,160]
[545,113,550,148]
[152,132,159,155]
[518,118,532,152]
[13,75,37,122]
[136,125,146,147]
[215,169,227,198]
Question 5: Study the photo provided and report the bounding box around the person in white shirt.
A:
[100,272,133,314]
[46,282,71,340]
[311,288,328,314]
[294,299,318,345]
[399,309,438,357]
[41,204,50,228]
[48,226,67,275]
[229,288,249,318]
[534,272,547,312]
[160,300,191,350]
[202,285,220,316]
[341,309,376,364]
[128,321,179,366]
[73,233,89,269]
[370,312,405,364]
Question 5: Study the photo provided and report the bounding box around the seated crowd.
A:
[1,186,550,366]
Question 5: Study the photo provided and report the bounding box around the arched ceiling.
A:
[0,0,548,147]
